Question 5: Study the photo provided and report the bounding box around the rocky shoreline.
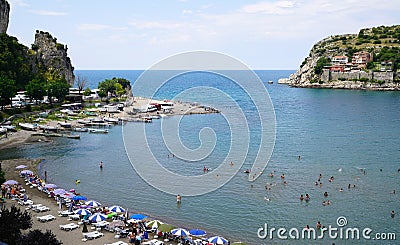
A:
[278,78,400,91]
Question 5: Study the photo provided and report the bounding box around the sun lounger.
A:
[60,223,79,231]
[104,241,129,245]
[18,200,33,206]
[83,231,104,240]
[58,210,74,217]
[34,205,50,212]
[68,214,80,220]
[37,214,56,222]
[94,221,109,228]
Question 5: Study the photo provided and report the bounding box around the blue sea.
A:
[1,70,399,244]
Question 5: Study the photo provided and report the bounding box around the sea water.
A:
[1,70,399,244]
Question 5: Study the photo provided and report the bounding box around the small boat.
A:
[77,119,91,124]
[89,128,109,134]
[1,125,17,132]
[19,123,38,131]
[90,117,105,123]
[268,80,273,84]
[58,122,72,128]
[41,133,63,137]
[103,117,119,124]
[66,134,80,139]
[244,169,250,174]
[150,115,161,119]
[73,127,88,132]
[39,125,58,132]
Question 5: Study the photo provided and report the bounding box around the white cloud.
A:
[182,9,193,15]
[77,24,111,31]
[242,0,295,15]
[29,9,67,16]
[129,21,185,30]
[8,0,29,7]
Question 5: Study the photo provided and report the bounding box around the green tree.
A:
[46,79,70,103]
[83,87,91,96]
[17,229,62,245]
[366,61,375,70]
[25,78,46,103]
[115,82,125,97]
[0,75,16,108]
[113,77,131,90]
[0,205,32,245]
[314,57,331,75]
[98,79,116,96]
[97,89,106,101]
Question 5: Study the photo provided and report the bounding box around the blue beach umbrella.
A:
[109,205,125,213]
[171,228,190,236]
[88,213,107,222]
[208,236,229,244]
[74,208,91,216]
[130,213,148,220]
[72,195,87,201]
[189,229,207,236]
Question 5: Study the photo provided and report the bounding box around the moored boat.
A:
[58,122,72,128]
[89,128,109,134]
[73,127,88,132]
[19,123,38,131]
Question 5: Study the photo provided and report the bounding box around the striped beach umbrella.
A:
[74,208,91,216]
[208,236,229,244]
[88,213,107,222]
[108,205,125,213]
[146,220,163,229]
[171,228,190,236]
[85,200,101,207]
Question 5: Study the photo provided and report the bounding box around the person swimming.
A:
[324,192,328,197]
[300,194,304,201]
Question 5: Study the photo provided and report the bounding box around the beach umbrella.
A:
[44,183,57,189]
[53,189,67,195]
[74,208,91,216]
[3,180,18,185]
[88,213,107,222]
[20,170,33,176]
[60,192,75,198]
[72,195,87,201]
[189,229,207,236]
[129,213,148,220]
[85,200,101,207]
[108,205,125,213]
[146,220,163,229]
[208,236,228,244]
[158,223,176,233]
[171,228,190,236]
[15,165,27,169]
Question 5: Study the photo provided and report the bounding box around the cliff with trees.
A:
[0,0,74,108]
[280,25,400,90]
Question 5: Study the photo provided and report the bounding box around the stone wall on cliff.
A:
[33,30,75,85]
[0,0,10,33]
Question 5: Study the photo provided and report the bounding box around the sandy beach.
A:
[1,158,131,245]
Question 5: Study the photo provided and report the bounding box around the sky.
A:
[6,0,400,70]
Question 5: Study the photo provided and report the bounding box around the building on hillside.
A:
[352,51,373,68]
[331,55,348,64]
[329,65,345,72]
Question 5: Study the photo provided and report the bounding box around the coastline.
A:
[0,100,241,245]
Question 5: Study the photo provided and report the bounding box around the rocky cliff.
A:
[32,30,75,85]
[281,25,400,90]
[0,0,9,33]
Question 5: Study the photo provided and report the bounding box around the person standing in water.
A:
[176,194,181,204]
[99,161,103,170]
